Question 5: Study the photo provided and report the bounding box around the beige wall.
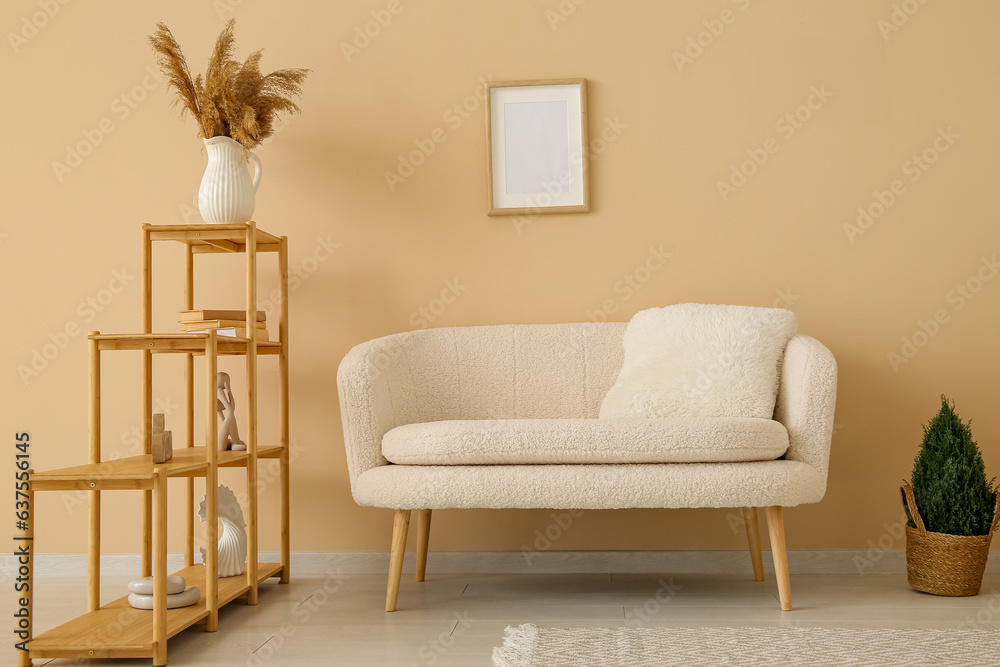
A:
[3,0,1000,556]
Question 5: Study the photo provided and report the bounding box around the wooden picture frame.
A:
[486,78,589,216]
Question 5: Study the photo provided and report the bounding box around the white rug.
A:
[492,624,1000,666]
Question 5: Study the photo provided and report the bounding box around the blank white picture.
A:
[503,100,569,195]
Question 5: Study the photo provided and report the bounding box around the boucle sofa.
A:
[337,322,837,611]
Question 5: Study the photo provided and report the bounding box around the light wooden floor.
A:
[13,572,1000,666]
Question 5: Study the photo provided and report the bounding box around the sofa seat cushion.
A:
[381,418,789,465]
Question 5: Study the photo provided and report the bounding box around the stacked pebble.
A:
[127,576,201,609]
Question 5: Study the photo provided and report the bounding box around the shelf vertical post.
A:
[17,469,33,667]
[279,235,290,584]
[205,330,219,632]
[141,227,153,578]
[88,333,101,612]
[184,242,195,568]
[153,466,168,667]
[245,221,259,604]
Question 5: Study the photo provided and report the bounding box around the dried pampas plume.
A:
[149,19,309,150]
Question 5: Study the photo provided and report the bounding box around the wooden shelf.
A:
[21,221,291,666]
[143,223,281,254]
[28,563,283,661]
[32,445,284,491]
[91,332,281,355]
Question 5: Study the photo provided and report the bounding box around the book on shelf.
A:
[186,327,271,341]
[181,319,267,330]
[180,309,266,322]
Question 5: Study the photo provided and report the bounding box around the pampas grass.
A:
[149,20,308,149]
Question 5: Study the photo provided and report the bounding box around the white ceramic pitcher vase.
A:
[198,136,263,224]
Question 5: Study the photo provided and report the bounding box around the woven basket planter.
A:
[901,483,999,597]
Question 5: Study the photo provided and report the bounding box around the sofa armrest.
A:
[773,334,838,485]
[337,333,415,491]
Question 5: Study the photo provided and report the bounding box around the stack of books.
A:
[180,309,270,341]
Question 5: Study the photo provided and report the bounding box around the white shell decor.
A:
[128,586,201,610]
[128,575,186,596]
[198,136,263,225]
[199,484,248,577]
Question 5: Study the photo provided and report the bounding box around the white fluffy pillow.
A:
[599,304,797,419]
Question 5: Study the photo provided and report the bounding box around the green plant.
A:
[909,395,996,536]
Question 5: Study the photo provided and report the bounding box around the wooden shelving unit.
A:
[21,223,290,666]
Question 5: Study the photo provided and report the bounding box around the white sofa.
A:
[337,323,837,611]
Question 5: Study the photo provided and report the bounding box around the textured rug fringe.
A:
[492,624,539,667]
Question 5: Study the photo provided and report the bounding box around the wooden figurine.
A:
[151,413,173,463]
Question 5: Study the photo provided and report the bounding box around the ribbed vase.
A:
[198,136,262,224]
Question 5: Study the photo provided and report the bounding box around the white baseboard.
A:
[5,549,989,579]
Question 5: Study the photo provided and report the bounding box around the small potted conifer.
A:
[902,396,999,596]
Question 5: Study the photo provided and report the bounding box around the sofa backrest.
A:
[340,323,836,488]
[376,323,628,423]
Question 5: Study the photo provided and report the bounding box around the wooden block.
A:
[152,431,173,464]
[153,413,165,438]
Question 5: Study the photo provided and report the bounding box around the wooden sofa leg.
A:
[765,506,793,611]
[741,507,765,582]
[386,509,411,612]
[416,509,432,582]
